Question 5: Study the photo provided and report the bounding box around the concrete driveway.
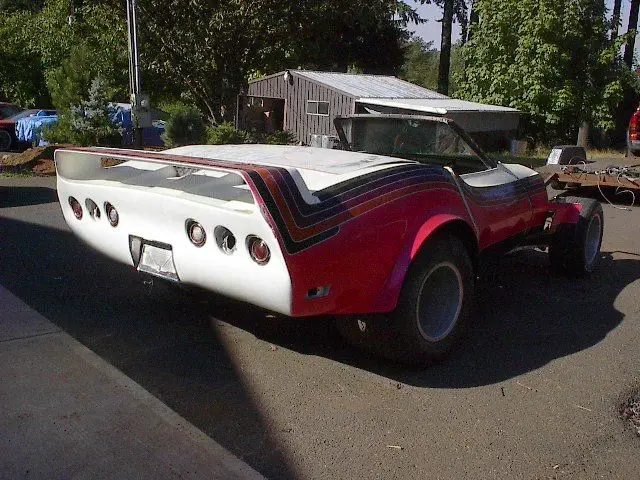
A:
[1,175,639,479]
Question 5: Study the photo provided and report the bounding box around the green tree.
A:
[0,0,127,108]
[113,0,412,124]
[457,0,635,143]
[44,77,123,147]
[400,38,465,95]
[400,38,440,90]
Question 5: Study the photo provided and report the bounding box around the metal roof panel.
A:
[293,71,448,99]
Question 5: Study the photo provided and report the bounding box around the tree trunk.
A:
[611,0,621,41]
[438,0,454,95]
[467,1,479,43]
[624,0,640,68]
[577,121,590,148]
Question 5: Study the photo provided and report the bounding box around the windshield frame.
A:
[334,114,497,171]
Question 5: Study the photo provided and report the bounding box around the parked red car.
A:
[627,107,640,156]
[0,102,22,119]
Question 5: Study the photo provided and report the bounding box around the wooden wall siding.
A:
[247,73,355,144]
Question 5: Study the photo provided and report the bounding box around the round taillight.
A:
[247,235,270,265]
[69,197,82,220]
[104,202,119,227]
[214,226,236,254]
[186,219,206,247]
[85,198,100,219]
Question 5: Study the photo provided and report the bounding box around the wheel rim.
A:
[584,213,602,268]
[416,262,463,343]
[0,130,11,151]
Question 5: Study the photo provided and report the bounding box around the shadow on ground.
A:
[218,249,639,389]
[0,186,57,208]
[0,212,297,479]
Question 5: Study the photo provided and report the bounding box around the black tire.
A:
[549,196,604,277]
[0,130,11,151]
[336,234,474,364]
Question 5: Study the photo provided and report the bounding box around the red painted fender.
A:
[371,213,477,312]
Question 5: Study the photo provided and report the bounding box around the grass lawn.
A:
[491,147,633,169]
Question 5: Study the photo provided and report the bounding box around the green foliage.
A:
[162,105,206,148]
[263,130,297,145]
[400,38,441,92]
[0,0,128,108]
[47,41,125,113]
[457,0,637,142]
[206,123,249,145]
[44,78,123,147]
[206,123,297,145]
[400,38,465,95]
[120,0,410,123]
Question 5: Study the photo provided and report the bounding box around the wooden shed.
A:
[238,70,520,147]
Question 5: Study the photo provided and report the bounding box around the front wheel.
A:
[549,196,604,276]
[0,130,12,151]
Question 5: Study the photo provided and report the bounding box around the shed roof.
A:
[294,71,447,99]
[250,70,448,99]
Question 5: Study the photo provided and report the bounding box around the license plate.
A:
[138,243,179,282]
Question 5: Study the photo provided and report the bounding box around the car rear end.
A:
[628,108,640,156]
[55,148,292,315]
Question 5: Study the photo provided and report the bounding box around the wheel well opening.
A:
[422,220,479,271]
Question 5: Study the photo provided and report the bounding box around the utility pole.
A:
[126,0,150,148]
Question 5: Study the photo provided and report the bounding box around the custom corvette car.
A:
[55,115,604,363]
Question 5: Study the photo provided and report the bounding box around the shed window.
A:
[307,100,329,116]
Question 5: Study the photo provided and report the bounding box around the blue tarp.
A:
[15,105,165,147]
[112,106,166,147]
[15,110,58,145]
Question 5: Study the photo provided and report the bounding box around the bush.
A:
[205,123,297,146]
[43,77,123,147]
[161,104,205,147]
[206,122,248,145]
[264,130,297,145]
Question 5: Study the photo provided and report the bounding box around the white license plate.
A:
[138,244,179,282]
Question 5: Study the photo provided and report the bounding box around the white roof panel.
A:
[294,71,447,99]
[163,144,409,192]
[356,97,520,114]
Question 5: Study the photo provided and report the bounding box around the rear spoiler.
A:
[55,147,264,208]
[54,147,326,255]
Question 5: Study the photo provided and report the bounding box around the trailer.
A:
[537,161,640,205]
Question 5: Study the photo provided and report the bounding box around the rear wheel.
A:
[336,234,474,364]
[0,130,11,151]
[549,196,604,276]
[391,235,474,363]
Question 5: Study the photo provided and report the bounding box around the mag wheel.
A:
[0,130,12,151]
[391,234,474,363]
[549,196,604,277]
[337,234,475,364]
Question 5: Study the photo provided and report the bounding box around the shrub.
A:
[43,77,123,147]
[206,122,248,145]
[205,123,297,146]
[264,130,297,145]
[161,104,205,147]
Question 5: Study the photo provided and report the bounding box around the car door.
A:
[458,163,540,250]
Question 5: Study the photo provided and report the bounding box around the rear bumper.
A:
[57,176,293,315]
